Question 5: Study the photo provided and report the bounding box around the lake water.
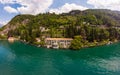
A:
[0,40,120,75]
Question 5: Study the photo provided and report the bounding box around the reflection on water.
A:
[0,40,120,75]
[0,46,16,63]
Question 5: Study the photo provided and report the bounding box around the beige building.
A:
[45,38,73,49]
[8,37,15,42]
[35,38,41,42]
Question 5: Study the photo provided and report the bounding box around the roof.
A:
[45,38,73,41]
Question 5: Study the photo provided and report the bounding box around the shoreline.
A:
[1,39,118,50]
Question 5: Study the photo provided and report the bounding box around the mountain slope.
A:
[0,9,120,43]
[1,9,120,32]
[0,14,34,35]
[66,9,120,26]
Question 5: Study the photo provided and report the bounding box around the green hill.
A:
[0,9,120,49]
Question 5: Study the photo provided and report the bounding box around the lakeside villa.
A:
[45,38,73,49]
[7,37,73,49]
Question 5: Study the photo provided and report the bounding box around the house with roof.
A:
[45,38,73,49]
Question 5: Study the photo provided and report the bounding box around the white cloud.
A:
[17,0,53,15]
[87,0,120,11]
[0,0,53,15]
[0,0,16,4]
[0,20,9,26]
[49,3,88,14]
[4,6,18,13]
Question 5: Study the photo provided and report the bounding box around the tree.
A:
[99,29,109,41]
[70,36,83,50]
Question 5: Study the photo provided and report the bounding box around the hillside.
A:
[66,9,120,26]
[0,15,34,34]
[1,9,120,32]
[0,9,120,49]
[1,9,120,35]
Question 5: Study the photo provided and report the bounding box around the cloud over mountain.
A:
[49,3,88,14]
[1,0,120,15]
[87,0,120,11]
[0,0,88,15]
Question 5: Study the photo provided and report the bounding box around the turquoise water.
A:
[0,40,120,75]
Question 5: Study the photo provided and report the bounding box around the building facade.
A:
[45,38,73,49]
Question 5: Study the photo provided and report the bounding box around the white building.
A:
[45,38,73,49]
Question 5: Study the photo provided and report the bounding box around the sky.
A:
[0,0,120,26]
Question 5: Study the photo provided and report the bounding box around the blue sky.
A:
[50,0,91,8]
[0,0,120,26]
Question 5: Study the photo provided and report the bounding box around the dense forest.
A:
[0,9,120,49]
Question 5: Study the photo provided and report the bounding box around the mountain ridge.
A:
[3,9,120,28]
[0,9,120,42]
